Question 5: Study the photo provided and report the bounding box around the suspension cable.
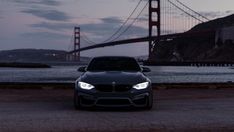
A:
[110,1,149,41]
[80,32,96,45]
[174,0,209,21]
[167,0,204,23]
[79,0,144,44]
[102,0,144,43]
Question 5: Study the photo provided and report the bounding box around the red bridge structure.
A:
[69,0,212,62]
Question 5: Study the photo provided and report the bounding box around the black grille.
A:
[95,85,112,92]
[97,99,131,105]
[95,84,131,92]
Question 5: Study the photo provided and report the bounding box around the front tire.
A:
[146,94,153,110]
[74,91,81,110]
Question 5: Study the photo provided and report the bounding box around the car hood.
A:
[80,71,148,85]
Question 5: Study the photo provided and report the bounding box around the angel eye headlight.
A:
[133,82,149,90]
[78,82,94,90]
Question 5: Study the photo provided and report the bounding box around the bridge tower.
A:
[74,27,80,61]
[149,0,161,61]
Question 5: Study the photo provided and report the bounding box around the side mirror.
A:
[78,66,86,72]
[142,66,151,72]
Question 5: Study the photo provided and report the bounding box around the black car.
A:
[74,56,153,109]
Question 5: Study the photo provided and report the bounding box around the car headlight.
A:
[133,82,149,90]
[78,82,94,90]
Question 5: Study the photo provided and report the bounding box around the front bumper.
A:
[76,89,151,108]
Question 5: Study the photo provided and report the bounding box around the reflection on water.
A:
[0,66,234,83]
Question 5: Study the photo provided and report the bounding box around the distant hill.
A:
[0,49,90,63]
[152,14,234,62]
[190,14,234,31]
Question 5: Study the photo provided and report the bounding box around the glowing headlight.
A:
[78,82,94,90]
[133,82,149,90]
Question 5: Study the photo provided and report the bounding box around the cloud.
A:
[101,17,123,24]
[30,22,76,31]
[21,32,69,39]
[137,17,148,22]
[21,9,71,21]
[80,17,148,39]
[9,0,61,6]
[80,17,122,34]
[0,10,3,19]
[200,11,234,19]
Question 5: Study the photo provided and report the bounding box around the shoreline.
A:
[0,62,51,68]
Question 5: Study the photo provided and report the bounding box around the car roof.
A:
[92,56,136,59]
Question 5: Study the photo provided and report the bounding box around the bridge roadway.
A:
[0,87,234,131]
[69,34,181,53]
[69,30,215,54]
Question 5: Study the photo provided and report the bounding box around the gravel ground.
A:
[0,89,234,131]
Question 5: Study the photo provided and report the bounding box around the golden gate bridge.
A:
[68,0,211,62]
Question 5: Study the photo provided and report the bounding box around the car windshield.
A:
[87,57,141,72]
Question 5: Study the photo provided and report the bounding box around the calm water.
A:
[0,66,234,83]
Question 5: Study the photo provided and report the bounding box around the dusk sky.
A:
[0,0,233,57]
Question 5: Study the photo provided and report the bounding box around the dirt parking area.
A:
[0,88,234,131]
